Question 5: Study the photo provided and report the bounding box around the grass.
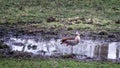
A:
[0,58,120,68]
[0,0,120,23]
[0,0,120,32]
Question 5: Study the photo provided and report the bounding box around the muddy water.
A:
[1,35,120,60]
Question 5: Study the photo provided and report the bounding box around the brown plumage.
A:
[61,37,74,45]
[61,32,80,54]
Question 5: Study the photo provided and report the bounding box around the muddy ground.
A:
[0,23,120,42]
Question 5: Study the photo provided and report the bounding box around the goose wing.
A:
[61,37,75,44]
[65,40,78,45]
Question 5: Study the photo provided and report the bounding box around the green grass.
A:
[0,0,120,32]
[0,0,120,23]
[0,58,120,68]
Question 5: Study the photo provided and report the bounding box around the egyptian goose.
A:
[61,32,80,54]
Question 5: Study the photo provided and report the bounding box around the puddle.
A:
[1,35,120,60]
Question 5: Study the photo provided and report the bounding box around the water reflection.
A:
[108,42,120,59]
[3,35,120,60]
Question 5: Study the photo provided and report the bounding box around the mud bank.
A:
[0,24,120,42]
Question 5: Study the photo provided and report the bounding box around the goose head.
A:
[75,31,80,43]
[75,31,80,36]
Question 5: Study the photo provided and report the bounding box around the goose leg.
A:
[71,46,73,54]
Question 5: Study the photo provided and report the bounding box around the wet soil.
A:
[0,24,120,42]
